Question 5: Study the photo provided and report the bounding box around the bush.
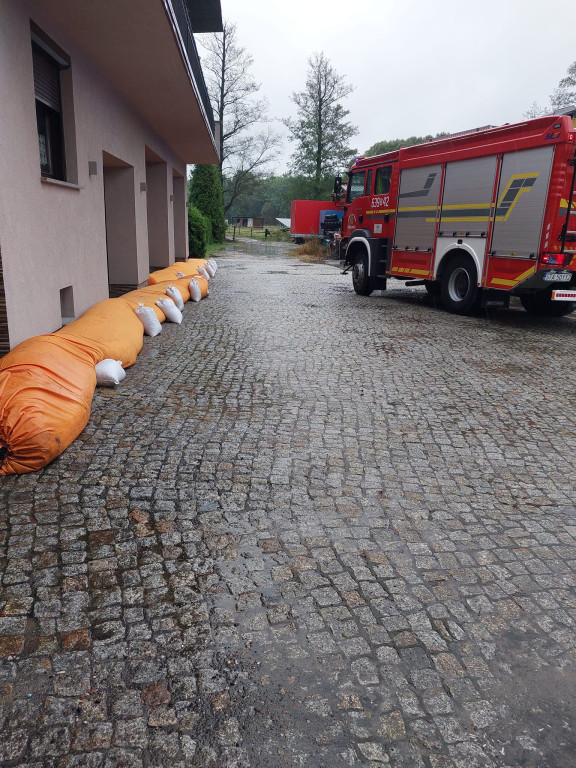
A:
[188,165,226,243]
[293,238,330,260]
[273,228,291,242]
[188,205,212,257]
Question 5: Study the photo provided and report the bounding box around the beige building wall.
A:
[0,1,195,349]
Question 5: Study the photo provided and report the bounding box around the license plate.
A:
[543,271,572,282]
[552,290,576,301]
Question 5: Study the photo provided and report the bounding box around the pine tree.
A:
[188,164,226,243]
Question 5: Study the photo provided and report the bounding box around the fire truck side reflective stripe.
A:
[493,173,539,219]
[396,173,539,223]
[391,267,429,276]
[398,173,437,198]
[397,206,437,218]
[559,198,576,212]
[489,265,536,287]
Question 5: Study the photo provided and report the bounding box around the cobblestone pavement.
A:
[2,240,576,768]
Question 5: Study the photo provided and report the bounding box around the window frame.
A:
[346,171,367,202]
[365,169,373,197]
[31,24,71,183]
[35,87,66,180]
[374,166,392,195]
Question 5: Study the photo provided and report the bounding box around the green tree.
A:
[365,133,448,157]
[188,164,226,242]
[225,171,267,221]
[284,52,357,198]
[261,175,293,218]
[285,173,334,202]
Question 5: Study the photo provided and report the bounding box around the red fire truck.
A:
[337,110,576,315]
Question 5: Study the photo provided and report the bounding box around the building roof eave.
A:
[185,0,223,33]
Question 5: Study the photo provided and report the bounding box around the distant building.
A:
[235,217,264,228]
[0,0,222,353]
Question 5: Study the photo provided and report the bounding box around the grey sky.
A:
[207,0,575,172]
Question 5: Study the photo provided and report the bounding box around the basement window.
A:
[60,285,75,325]
[31,23,72,182]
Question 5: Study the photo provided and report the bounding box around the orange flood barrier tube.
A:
[56,299,144,367]
[0,335,97,475]
[147,258,208,285]
[0,259,214,475]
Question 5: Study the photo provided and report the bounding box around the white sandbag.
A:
[204,262,215,278]
[176,271,185,278]
[135,303,162,336]
[189,279,202,302]
[207,258,218,273]
[166,284,184,311]
[197,266,211,282]
[95,359,126,387]
[156,297,183,324]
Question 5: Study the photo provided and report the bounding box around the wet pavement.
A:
[1,240,576,767]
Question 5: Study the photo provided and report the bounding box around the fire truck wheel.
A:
[352,254,373,296]
[424,280,441,297]
[440,255,478,314]
[520,290,576,317]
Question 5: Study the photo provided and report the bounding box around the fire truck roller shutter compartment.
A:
[394,165,442,252]
[490,146,554,258]
[435,155,499,277]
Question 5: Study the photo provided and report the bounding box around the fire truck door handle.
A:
[359,215,363,224]
[384,214,390,223]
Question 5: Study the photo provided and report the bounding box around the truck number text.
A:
[371,196,390,209]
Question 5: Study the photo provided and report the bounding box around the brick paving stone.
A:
[2,241,576,766]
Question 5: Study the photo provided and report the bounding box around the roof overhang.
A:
[185,0,223,32]
[31,0,220,164]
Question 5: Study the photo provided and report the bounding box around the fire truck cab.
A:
[339,111,576,316]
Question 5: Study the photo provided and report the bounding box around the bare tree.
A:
[284,52,357,199]
[198,20,280,212]
[222,126,280,214]
[524,61,576,119]
[551,61,576,110]
[523,101,547,119]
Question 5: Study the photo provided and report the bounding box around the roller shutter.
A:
[32,44,61,112]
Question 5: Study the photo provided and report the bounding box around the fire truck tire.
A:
[424,280,441,297]
[352,254,373,296]
[440,255,478,314]
[520,290,576,317]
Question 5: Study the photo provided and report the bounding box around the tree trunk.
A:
[218,27,226,178]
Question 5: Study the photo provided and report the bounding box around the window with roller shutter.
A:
[31,27,70,181]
